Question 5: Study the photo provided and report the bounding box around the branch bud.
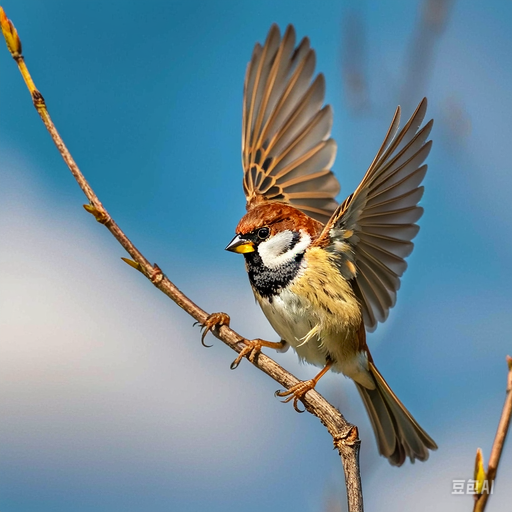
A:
[473,447,486,495]
[83,203,110,224]
[121,257,143,273]
[0,7,22,57]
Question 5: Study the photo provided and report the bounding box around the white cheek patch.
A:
[258,230,311,270]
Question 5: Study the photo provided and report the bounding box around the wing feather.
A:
[242,24,340,224]
[315,98,432,331]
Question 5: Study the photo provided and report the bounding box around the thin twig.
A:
[473,356,512,512]
[0,8,363,512]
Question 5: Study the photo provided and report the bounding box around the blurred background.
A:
[0,1,510,511]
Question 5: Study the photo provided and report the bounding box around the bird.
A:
[202,23,437,466]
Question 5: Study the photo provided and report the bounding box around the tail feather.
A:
[356,362,437,466]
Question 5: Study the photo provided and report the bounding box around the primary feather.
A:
[242,24,340,223]
[315,98,433,331]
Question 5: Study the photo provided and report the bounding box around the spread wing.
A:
[242,24,340,224]
[314,98,433,331]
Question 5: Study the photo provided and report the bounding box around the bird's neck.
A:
[244,246,306,301]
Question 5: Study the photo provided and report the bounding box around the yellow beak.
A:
[225,235,255,254]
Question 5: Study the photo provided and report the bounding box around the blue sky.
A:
[1,1,511,511]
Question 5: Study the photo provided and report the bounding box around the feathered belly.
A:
[257,286,362,371]
[248,246,368,381]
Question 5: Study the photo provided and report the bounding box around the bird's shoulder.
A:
[288,247,361,321]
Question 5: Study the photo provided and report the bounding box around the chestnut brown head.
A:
[225,203,323,255]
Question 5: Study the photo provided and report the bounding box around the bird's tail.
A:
[355,362,437,466]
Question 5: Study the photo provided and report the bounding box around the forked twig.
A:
[0,8,363,512]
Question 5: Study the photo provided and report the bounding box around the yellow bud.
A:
[473,448,486,495]
[83,204,109,223]
[0,7,22,57]
[121,257,143,273]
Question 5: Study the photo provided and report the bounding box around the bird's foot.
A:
[275,379,318,413]
[275,361,333,413]
[230,338,286,370]
[196,312,230,348]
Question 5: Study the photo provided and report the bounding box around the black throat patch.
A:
[244,245,304,301]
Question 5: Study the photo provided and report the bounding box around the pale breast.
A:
[256,247,364,372]
[259,288,330,368]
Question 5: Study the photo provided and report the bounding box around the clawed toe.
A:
[230,338,286,370]
[275,380,317,413]
[230,339,263,370]
[197,312,230,347]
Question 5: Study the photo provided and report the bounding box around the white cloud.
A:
[0,166,298,488]
[365,433,512,512]
[1,159,510,510]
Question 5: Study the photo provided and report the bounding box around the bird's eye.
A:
[257,227,270,240]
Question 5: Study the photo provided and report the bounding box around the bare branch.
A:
[473,356,512,512]
[0,8,363,512]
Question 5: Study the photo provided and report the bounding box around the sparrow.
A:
[205,24,437,466]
